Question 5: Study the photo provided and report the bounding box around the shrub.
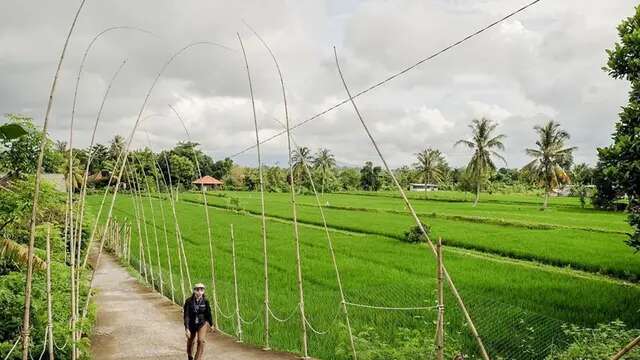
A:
[546,321,640,359]
[403,222,431,243]
[335,324,463,360]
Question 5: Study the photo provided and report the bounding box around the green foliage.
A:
[0,114,63,177]
[414,148,447,186]
[403,222,431,243]
[522,121,576,208]
[455,118,506,206]
[0,176,65,243]
[360,161,382,191]
[546,321,639,359]
[335,325,462,360]
[0,122,27,141]
[597,5,640,250]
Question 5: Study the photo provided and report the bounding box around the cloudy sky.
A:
[0,0,636,168]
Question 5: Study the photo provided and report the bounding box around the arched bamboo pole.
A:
[22,2,87,359]
[167,105,219,329]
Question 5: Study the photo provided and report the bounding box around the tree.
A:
[169,154,195,187]
[414,148,445,198]
[522,121,576,209]
[338,168,360,191]
[61,153,83,192]
[455,118,506,207]
[108,135,125,161]
[360,161,382,191]
[88,143,109,174]
[595,5,640,250]
[571,163,593,185]
[291,146,312,187]
[0,115,62,177]
[313,148,336,196]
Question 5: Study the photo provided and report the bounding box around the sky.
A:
[0,0,636,169]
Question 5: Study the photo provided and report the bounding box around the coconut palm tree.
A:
[291,146,312,186]
[455,118,506,207]
[312,148,336,196]
[523,120,576,209]
[62,154,83,192]
[414,148,445,198]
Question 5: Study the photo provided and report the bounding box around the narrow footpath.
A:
[90,253,299,360]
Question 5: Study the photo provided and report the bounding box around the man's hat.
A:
[193,283,205,290]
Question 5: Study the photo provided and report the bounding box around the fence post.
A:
[611,335,640,360]
[230,224,243,342]
[436,237,444,360]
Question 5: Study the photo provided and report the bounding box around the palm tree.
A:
[62,154,83,192]
[414,148,445,198]
[291,146,312,186]
[109,135,125,161]
[523,120,576,209]
[455,118,506,207]
[313,148,336,196]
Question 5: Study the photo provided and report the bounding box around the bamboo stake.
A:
[230,224,243,342]
[131,164,155,288]
[611,335,640,360]
[168,105,219,329]
[333,47,490,360]
[162,153,187,302]
[80,148,126,269]
[21,2,87,359]
[127,168,147,282]
[436,237,444,360]
[238,32,309,357]
[45,224,54,360]
[272,117,358,359]
[135,156,164,295]
[146,145,175,302]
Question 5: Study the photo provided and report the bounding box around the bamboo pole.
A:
[135,156,164,295]
[611,335,640,360]
[131,164,155,288]
[333,47,490,360]
[272,117,358,359]
[162,153,187,302]
[147,149,175,302]
[127,166,149,283]
[237,36,310,356]
[230,224,243,342]
[45,224,54,360]
[436,237,444,360]
[168,105,219,329]
[21,2,87,359]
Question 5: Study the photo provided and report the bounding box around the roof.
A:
[192,175,223,185]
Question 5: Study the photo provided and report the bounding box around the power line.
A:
[229,0,543,159]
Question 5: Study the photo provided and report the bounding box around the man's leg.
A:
[187,329,197,360]
[194,323,209,360]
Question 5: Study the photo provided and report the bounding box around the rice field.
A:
[86,191,640,359]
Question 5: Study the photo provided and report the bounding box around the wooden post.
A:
[611,335,640,360]
[230,224,243,342]
[45,224,54,360]
[436,237,444,360]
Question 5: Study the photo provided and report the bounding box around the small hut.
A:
[192,175,223,191]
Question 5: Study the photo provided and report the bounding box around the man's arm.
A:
[183,300,190,329]
[205,300,213,326]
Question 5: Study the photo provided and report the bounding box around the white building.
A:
[409,183,439,192]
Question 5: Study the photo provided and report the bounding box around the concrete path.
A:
[90,253,299,360]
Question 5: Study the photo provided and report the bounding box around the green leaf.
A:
[0,123,28,140]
